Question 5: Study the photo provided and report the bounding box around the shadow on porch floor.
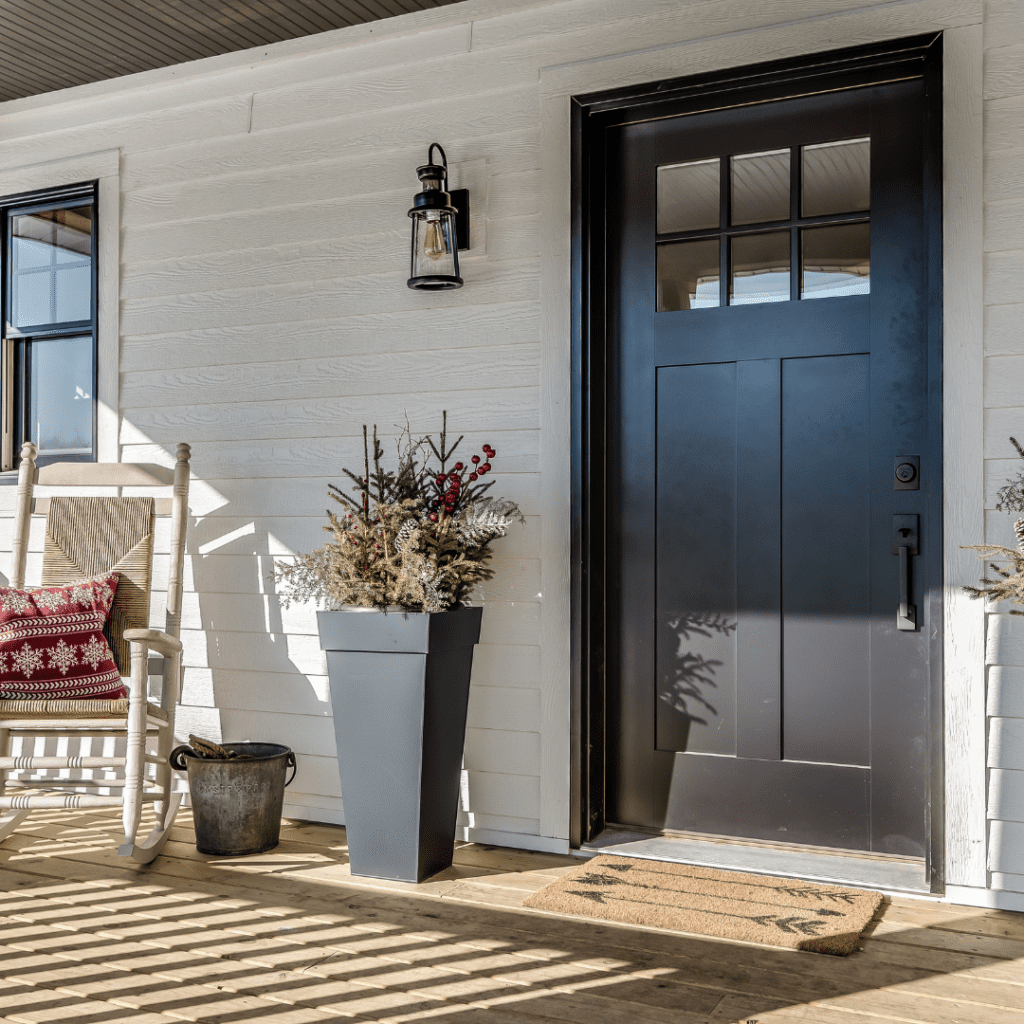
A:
[0,809,1022,1023]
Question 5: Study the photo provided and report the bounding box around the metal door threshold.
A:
[577,829,931,895]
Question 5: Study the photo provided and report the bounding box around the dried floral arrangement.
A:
[963,436,1024,614]
[274,413,524,612]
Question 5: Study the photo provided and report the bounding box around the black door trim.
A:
[570,33,945,890]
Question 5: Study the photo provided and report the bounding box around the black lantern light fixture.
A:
[407,143,469,290]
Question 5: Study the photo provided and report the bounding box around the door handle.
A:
[893,514,919,631]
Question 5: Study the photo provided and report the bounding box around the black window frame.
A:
[1,180,99,471]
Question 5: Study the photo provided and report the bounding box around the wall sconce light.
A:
[408,143,469,290]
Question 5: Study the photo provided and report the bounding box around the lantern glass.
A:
[411,210,459,282]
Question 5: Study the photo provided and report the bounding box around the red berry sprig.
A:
[432,441,497,517]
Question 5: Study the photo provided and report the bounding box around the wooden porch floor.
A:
[1,811,1023,1024]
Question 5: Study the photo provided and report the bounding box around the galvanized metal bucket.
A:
[169,741,297,856]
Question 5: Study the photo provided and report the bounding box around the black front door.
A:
[603,59,941,858]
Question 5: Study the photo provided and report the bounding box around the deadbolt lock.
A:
[894,455,920,491]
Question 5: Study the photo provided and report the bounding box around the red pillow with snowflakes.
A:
[0,572,126,701]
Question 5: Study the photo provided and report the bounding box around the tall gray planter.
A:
[318,606,482,883]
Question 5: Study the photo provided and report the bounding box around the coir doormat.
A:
[524,855,883,955]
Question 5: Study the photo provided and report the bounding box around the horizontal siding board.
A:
[467,684,540,732]
[984,198,1024,253]
[985,146,1024,203]
[119,260,538,337]
[464,728,540,777]
[987,612,1024,665]
[985,0,1024,49]
[984,411,1024,460]
[983,354,1024,408]
[985,98,1024,156]
[986,303,1024,356]
[182,668,331,714]
[989,664,1024,717]
[986,460,1024,508]
[989,768,1024,822]
[985,249,1024,306]
[469,643,540,689]
[118,302,540,375]
[121,392,540,446]
[463,770,539,819]
[989,717,1024,769]
[990,819,1024,874]
[456,813,540,836]
[120,347,540,408]
[984,42,1024,100]
[990,871,1024,893]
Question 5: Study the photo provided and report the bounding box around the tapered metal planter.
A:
[318,606,482,883]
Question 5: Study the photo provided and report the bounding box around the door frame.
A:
[568,35,946,888]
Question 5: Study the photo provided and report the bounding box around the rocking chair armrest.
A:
[123,629,182,658]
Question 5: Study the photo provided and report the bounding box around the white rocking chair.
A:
[0,441,191,863]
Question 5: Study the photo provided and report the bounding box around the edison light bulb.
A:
[423,215,449,261]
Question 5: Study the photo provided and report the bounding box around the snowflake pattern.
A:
[0,590,34,615]
[47,639,79,676]
[31,588,68,613]
[69,584,97,609]
[79,634,110,671]
[11,642,45,678]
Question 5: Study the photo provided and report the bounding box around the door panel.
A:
[781,353,870,767]
[606,76,939,857]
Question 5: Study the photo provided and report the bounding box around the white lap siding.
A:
[0,0,1007,869]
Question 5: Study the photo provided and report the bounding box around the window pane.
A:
[731,149,790,225]
[802,138,870,217]
[801,223,870,299]
[730,231,790,305]
[29,335,93,458]
[9,204,92,329]
[657,158,720,234]
[657,238,720,311]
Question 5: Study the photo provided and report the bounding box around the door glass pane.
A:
[802,138,870,217]
[657,158,720,234]
[9,205,92,330]
[29,335,93,458]
[730,231,790,305]
[801,223,870,299]
[657,238,720,311]
[731,149,790,225]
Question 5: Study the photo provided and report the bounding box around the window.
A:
[655,137,871,311]
[2,183,97,470]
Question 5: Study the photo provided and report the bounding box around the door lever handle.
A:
[893,514,919,631]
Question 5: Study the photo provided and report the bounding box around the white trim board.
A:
[537,7,985,885]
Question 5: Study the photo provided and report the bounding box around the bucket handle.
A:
[168,745,296,786]
[169,745,196,771]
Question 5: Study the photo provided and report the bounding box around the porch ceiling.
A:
[0,0,463,104]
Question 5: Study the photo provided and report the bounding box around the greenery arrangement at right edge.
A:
[963,436,1024,614]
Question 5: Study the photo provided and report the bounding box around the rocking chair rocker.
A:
[0,441,191,863]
